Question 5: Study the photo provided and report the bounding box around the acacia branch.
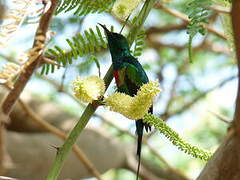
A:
[146,24,187,34]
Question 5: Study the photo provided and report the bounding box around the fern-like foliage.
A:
[132,30,146,57]
[42,26,108,75]
[186,0,212,62]
[77,55,101,76]
[56,0,115,16]
[143,114,212,161]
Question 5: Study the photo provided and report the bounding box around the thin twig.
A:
[43,57,61,67]
[208,6,230,14]
[154,3,226,40]
[163,74,179,113]
[208,110,232,124]
[147,35,230,55]
[146,24,187,34]
[165,75,237,119]
[17,98,102,179]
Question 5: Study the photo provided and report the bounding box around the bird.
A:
[99,23,152,179]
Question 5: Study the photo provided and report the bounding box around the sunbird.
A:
[99,24,152,179]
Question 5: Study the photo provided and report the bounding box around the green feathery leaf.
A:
[133,30,146,57]
[42,26,108,75]
[186,0,212,62]
[143,113,212,161]
[56,0,115,16]
[78,55,101,77]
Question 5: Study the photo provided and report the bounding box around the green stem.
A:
[46,65,113,180]
[46,0,157,179]
[46,104,97,180]
[127,0,156,45]
[188,35,193,63]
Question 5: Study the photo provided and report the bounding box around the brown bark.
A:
[231,0,240,132]
[197,133,240,180]
[197,1,240,180]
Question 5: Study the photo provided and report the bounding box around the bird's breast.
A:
[113,69,125,86]
[113,70,120,85]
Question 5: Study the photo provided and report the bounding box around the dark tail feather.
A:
[135,120,144,180]
[135,106,153,179]
[136,148,141,180]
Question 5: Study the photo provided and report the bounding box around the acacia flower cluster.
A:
[72,76,161,120]
[105,81,161,119]
[0,63,21,87]
[72,76,105,103]
[112,0,143,19]
[0,0,40,47]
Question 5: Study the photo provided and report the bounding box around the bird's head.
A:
[98,23,130,58]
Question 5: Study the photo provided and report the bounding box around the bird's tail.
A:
[135,107,152,179]
[135,120,144,180]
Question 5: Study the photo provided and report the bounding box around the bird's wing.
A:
[124,63,145,88]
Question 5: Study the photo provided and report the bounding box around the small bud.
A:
[73,76,105,103]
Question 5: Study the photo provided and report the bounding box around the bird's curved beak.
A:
[98,23,111,37]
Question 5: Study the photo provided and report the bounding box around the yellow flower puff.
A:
[73,76,105,103]
[112,0,143,19]
[105,81,161,120]
[105,92,132,115]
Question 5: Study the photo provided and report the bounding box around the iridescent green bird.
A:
[99,24,152,179]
